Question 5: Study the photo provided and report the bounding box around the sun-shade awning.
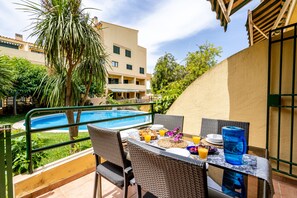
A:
[208,0,252,31]
[246,0,296,46]
[109,88,140,93]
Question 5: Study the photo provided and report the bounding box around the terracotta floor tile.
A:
[38,172,297,198]
[278,180,297,198]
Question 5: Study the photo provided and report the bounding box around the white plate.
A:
[206,134,223,143]
[205,138,223,145]
[150,124,164,130]
[166,148,191,157]
[120,129,139,141]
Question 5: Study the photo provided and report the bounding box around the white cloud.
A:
[0,0,216,73]
[130,0,216,72]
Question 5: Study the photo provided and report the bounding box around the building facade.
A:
[99,21,147,100]
[0,21,148,102]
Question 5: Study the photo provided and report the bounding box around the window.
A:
[108,78,119,84]
[112,61,118,67]
[126,64,132,70]
[139,67,145,74]
[113,45,120,54]
[136,81,140,85]
[125,49,131,57]
[124,80,129,84]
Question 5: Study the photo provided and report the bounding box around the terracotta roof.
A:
[208,0,252,31]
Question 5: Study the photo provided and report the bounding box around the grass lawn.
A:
[33,132,91,165]
[0,113,26,125]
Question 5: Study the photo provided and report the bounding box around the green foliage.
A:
[11,136,47,174]
[151,53,186,94]
[153,43,222,113]
[9,57,46,98]
[0,55,46,101]
[0,55,14,98]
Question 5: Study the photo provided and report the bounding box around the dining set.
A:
[87,114,274,198]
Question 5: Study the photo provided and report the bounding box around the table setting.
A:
[120,124,274,197]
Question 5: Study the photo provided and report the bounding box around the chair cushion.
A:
[97,161,124,188]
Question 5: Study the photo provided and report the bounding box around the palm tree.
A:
[0,55,14,98]
[19,0,107,140]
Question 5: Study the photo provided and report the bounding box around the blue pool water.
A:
[29,110,151,131]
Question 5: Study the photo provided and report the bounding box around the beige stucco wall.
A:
[168,38,269,148]
[167,60,230,134]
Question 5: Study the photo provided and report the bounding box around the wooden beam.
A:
[253,24,268,39]
[285,0,296,26]
[227,0,234,16]
[217,0,231,23]
[248,10,254,46]
[272,0,292,29]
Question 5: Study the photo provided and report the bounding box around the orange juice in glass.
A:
[192,136,201,145]
[159,129,166,137]
[144,135,151,143]
[198,147,208,160]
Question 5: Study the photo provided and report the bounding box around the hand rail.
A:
[25,102,155,173]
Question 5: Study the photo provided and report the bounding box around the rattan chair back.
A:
[127,139,208,198]
[154,114,184,132]
[87,124,127,168]
[200,118,219,137]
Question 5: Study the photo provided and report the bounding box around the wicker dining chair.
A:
[200,118,250,145]
[200,118,219,137]
[127,139,208,198]
[87,124,133,198]
[153,114,184,132]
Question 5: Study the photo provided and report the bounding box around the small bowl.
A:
[186,146,198,155]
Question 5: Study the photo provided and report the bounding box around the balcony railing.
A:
[25,103,155,173]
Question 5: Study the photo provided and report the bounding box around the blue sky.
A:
[0,0,260,73]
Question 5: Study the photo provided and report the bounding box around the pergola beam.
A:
[272,0,292,29]
[285,0,296,26]
[253,24,268,39]
[217,0,231,23]
[248,10,254,46]
[227,0,234,16]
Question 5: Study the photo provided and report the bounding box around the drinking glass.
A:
[198,147,208,160]
[192,136,201,145]
[159,129,166,137]
[144,134,151,143]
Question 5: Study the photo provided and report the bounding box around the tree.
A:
[0,55,14,98]
[9,57,46,115]
[19,0,107,140]
[153,43,221,113]
[184,42,221,85]
[151,53,186,94]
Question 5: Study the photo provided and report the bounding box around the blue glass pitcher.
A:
[222,126,247,165]
[222,170,246,198]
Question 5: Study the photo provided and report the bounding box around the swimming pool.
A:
[27,110,151,131]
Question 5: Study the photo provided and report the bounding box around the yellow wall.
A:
[100,22,147,96]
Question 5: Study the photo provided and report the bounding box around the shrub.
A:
[11,135,47,174]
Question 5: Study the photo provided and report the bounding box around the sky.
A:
[0,0,261,73]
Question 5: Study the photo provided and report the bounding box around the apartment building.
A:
[99,21,147,100]
[0,20,148,101]
[0,34,44,65]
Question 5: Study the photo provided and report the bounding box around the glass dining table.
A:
[122,130,273,198]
